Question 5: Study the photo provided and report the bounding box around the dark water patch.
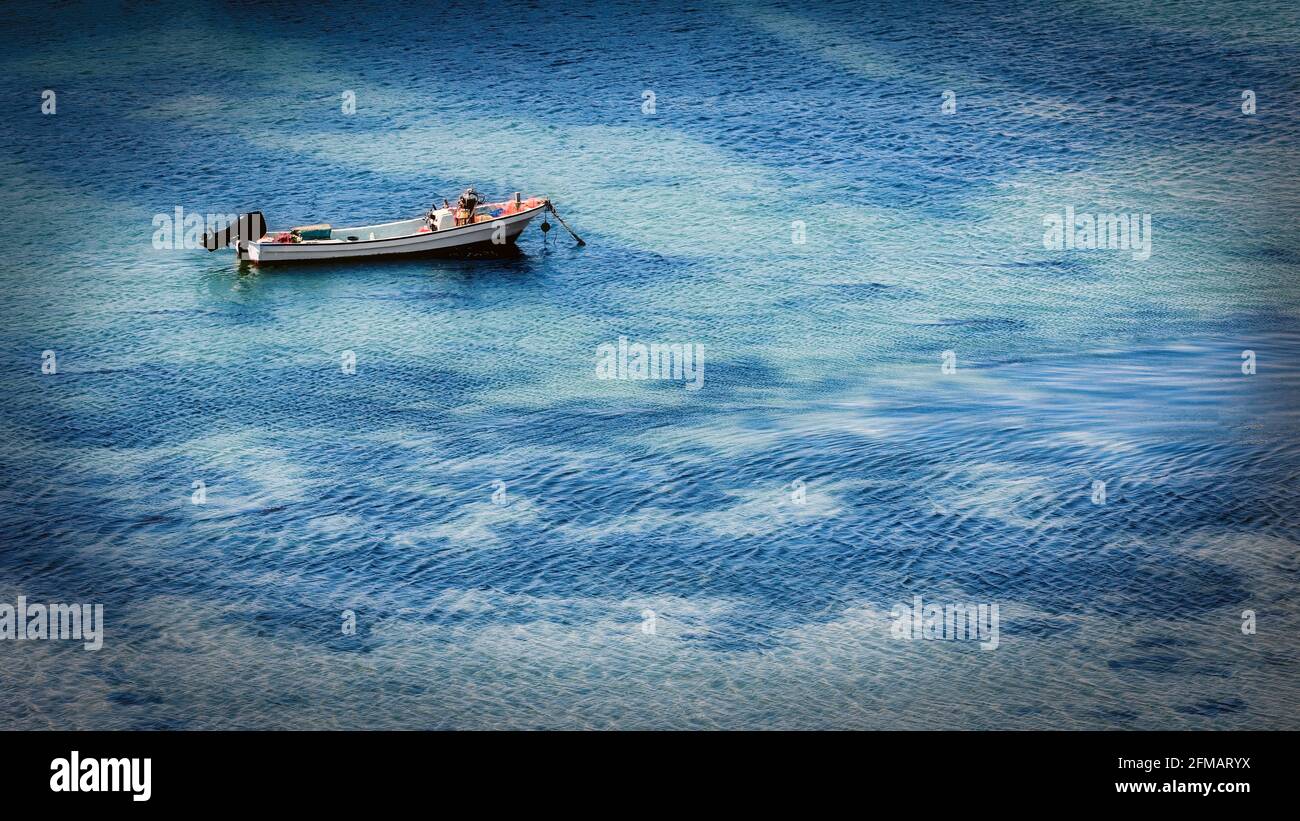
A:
[915,316,1031,332]
[1001,617,1079,639]
[1084,707,1141,724]
[822,282,914,300]
[1174,697,1248,717]
[107,690,165,706]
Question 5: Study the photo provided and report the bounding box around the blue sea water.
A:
[1,0,1298,729]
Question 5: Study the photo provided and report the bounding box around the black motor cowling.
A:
[202,211,265,251]
[456,187,482,213]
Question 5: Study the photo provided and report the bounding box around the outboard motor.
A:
[202,211,265,253]
[455,187,482,225]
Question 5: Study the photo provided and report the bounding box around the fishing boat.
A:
[203,189,582,264]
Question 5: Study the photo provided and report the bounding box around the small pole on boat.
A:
[544,200,585,246]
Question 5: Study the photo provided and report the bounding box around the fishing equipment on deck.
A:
[293,224,332,241]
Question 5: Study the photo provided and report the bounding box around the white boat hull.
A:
[244,203,546,263]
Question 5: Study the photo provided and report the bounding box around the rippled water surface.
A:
[1,0,1298,729]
